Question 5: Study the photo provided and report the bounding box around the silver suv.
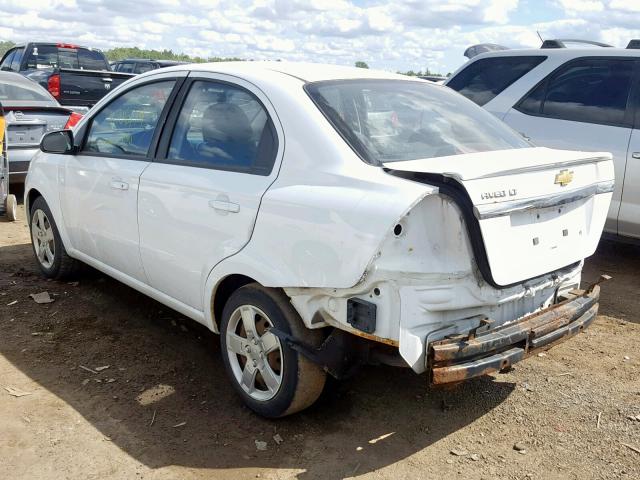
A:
[447,39,640,240]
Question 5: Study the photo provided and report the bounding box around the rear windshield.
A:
[305,79,530,165]
[0,80,53,102]
[25,45,108,71]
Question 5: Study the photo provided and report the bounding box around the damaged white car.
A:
[25,62,613,417]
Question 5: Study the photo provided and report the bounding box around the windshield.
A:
[0,80,53,102]
[305,79,530,165]
[25,45,108,71]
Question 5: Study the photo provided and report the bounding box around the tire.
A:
[29,196,79,280]
[220,283,326,418]
[5,194,17,222]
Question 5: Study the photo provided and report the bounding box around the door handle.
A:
[208,199,240,213]
[632,152,640,159]
[110,179,129,190]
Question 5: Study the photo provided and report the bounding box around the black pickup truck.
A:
[0,43,134,110]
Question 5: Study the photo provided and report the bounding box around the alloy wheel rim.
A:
[31,209,55,269]
[226,305,283,401]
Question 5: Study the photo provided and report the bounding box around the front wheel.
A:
[29,196,79,279]
[220,284,326,418]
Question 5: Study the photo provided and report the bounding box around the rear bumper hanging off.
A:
[429,278,608,384]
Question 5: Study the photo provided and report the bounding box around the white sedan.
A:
[26,62,613,417]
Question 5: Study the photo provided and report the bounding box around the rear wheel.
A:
[29,196,78,279]
[220,283,326,417]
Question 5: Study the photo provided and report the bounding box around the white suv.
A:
[447,40,640,240]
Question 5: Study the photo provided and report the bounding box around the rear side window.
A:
[84,81,175,157]
[167,80,277,175]
[448,56,546,106]
[517,58,634,127]
[115,62,135,73]
[78,49,108,70]
[135,63,156,74]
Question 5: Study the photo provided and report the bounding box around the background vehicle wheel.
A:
[29,196,79,280]
[220,283,326,418]
[5,194,17,221]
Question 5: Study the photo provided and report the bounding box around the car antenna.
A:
[537,31,544,43]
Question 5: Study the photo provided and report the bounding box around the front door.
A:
[138,76,281,310]
[60,78,178,282]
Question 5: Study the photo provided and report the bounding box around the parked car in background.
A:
[0,42,134,111]
[26,62,612,417]
[111,58,188,74]
[447,39,640,240]
[0,71,81,183]
[418,74,447,83]
[0,101,18,221]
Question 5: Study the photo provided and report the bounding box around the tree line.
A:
[0,41,447,75]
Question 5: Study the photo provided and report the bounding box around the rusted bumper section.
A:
[429,284,602,384]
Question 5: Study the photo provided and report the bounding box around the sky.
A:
[1,0,640,74]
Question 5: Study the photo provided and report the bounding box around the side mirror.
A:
[40,130,74,154]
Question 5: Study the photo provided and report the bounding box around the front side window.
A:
[167,80,277,174]
[447,56,546,106]
[1,50,15,70]
[306,79,530,165]
[84,80,175,156]
[517,58,634,126]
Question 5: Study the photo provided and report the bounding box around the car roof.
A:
[470,47,640,61]
[157,61,418,83]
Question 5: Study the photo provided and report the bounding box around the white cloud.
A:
[0,0,639,74]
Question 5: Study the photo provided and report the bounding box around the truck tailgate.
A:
[59,69,134,107]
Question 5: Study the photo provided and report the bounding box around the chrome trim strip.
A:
[474,180,614,220]
[459,155,612,181]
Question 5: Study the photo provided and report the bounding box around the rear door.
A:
[60,73,183,282]
[138,74,282,311]
[619,81,640,238]
[502,57,636,235]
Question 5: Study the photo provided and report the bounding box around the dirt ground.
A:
[1,195,639,480]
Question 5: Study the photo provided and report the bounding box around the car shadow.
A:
[0,241,517,478]
[583,238,640,324]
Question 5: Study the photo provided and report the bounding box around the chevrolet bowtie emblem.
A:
[554,169,574,187]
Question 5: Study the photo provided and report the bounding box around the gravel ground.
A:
[1,200,639,480]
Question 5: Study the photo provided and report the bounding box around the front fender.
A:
[25,152,72,251]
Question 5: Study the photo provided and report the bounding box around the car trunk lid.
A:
[4,107,71,148]
[384,147,614,286]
